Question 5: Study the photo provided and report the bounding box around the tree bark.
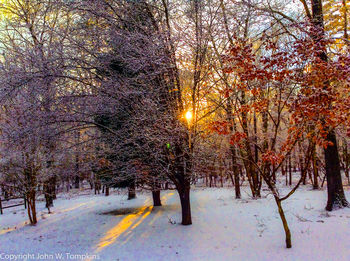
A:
[44,182,53,209]
[312,145,319,189]
[310,0,349,211]
[230,129,241,198]
[325,130,349,210]
[128,182,136,200]
[226,93,241,198]
[44,176,55,209]
[152,190,162,206]
[27,190,37,225]
[24,164,37,224]
[178,187,192,225]
[74,175,80,189]
[233,165,241,199]
[289,156,292,186]
[275,197,291,248]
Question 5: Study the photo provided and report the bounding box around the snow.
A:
[1,186,350,261]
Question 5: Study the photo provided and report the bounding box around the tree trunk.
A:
[228,170,235,187]
[325,130,349,210]
[310,0,349,211]
[44,161,55,207]
[74,175,80,189]
[94,180,101,195]
[220,171,224,187]
[241,91,260,198]
[27,191,37,225]
[128,182,136,200]
[44,180,54,209]
[230,146,241,199]
[105,186,109,196]
[275,198,291,248]
[234,169,241,199]
[152,190,162,206]
[51,176,57,200]
[178,187,192,225]
[289,156,292,186]
[24,164,37,224]
[343,141,350,185]
[312,146,319,189]
[285,165,288,186]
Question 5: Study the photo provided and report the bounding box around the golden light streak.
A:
[92,192,174,255]
[95,205,152,251]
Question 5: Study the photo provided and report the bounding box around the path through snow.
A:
[1,187,350,260]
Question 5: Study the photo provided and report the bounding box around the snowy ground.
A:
[1,185,350,261]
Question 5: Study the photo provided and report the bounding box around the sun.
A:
[185,111,193,122]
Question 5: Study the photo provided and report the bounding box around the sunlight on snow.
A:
[94,193,174,254]
[96,205,153,251]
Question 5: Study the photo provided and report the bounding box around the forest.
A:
[0,0,349,260]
